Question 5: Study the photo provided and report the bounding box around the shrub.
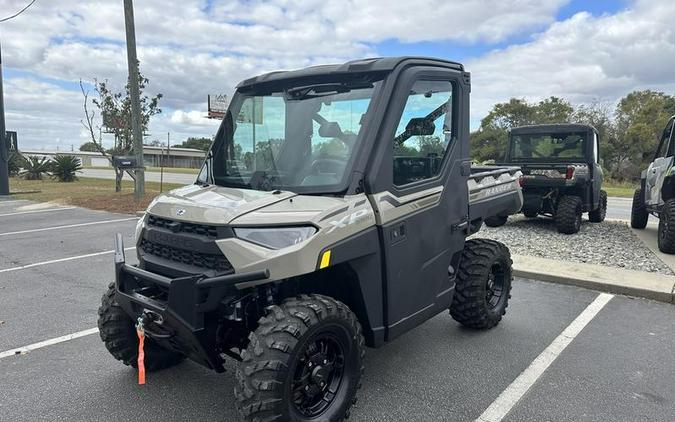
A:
[51,155,82,182]
[20,156,52,180]
[8,152,25,177]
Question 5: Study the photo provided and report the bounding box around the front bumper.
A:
[112,234,269,371]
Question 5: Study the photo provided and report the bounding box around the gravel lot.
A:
[475,216,674,275]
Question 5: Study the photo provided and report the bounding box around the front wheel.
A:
[451,239,513,329]
[97,283,185,371]
[658,199,675,254]
[236,295,365,422]
[555,195,583,234]
[589,190,607,223]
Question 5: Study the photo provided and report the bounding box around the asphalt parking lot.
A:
[1,199,674,422]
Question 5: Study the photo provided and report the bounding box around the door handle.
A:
[390,222,407,244]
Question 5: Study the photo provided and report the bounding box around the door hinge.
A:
[451,217,469,234]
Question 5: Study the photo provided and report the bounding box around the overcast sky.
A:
[1,0,674,151]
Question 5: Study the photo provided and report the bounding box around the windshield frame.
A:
[201,75,387,194]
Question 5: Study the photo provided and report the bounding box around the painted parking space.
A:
[1,203,674,422]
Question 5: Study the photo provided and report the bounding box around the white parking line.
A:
[0,247,136,274]
[476,293,614,422]
[0,217,137,237]
[0,207,78,217]
[0,328,100,359]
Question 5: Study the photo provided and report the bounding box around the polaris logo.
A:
[176,208,187,216]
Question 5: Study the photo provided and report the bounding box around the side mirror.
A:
[405,118,435,136]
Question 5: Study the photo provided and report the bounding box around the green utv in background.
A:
[97,57,523,422]
[494,124,607,234]
[632,116,675,253]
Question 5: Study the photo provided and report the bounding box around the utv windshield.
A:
[203,77,384,192]
[509,132,587,161]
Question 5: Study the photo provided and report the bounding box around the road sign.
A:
[208,94,228,119]
[5,131,17,151]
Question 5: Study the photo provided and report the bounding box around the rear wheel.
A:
[235,294,364,422]
[631,188,649,229]
[658,199,675,253]
[97,283,185,371]
[589,190,607,223]
[555,195,582,234]
[450,239,513,329]
[484,215,508,227]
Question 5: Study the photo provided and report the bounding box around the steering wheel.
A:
[310,158,346,175]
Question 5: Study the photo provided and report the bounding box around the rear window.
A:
[510,132,587,161]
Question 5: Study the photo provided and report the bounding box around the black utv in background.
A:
[492,124,607,234]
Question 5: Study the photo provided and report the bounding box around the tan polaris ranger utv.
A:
[98,57,523,421]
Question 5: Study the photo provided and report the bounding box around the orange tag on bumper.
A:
[137,329,146,385]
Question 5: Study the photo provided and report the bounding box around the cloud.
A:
[467,0,675,121]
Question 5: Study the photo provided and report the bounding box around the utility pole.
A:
[0,37,10,196]
[123,0,144,201]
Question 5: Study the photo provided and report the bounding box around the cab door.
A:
[366,67,469,341]
[646,118,674,206]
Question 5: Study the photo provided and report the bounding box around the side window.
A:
[668,119,675,157]
[656,119,673,159]
[593,133,599,164]
[393,80,453,186]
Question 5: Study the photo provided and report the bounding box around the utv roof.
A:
[510,123,597,135]
[237,56,464,88]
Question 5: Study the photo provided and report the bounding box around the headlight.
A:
[234,226,317,249]
[135,213,146,242]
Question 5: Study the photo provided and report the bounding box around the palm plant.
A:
[51,155,82,182]
[20,156,52,180]
[8,152,25,177]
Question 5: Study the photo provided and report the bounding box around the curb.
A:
[512,255,675,304]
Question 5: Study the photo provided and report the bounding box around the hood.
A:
[146,184,297,224]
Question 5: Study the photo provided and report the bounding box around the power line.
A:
[0,0,37,23]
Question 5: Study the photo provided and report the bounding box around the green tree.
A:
[80,66,162,191]
[79,142,100,152]
[614,90,675,179]
[177,137,213,151]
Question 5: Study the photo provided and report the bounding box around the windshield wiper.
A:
[285,82,373,100]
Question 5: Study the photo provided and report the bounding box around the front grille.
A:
[140,239,234,273]
[147,215,219,239]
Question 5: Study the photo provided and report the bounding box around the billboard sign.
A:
[207,94,229,119]
[5,131,17,152]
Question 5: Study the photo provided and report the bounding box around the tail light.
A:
[519,176,525,187]
[565,166,575,179]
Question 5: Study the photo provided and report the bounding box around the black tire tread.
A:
[484,216,508,227]
[631,188,649,229]
[97,283,185,371]
[555,195,582,234]
[450,239,513,329]
[589,190,607,223]
[658,198,675,253]
[235,294,365,422]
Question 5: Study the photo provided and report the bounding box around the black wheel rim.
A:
[291,332,346,417]
[485,263,506,309]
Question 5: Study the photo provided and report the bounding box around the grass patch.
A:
[604,179,637,198]
[9,177,183,214]
[83,166,200,174]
